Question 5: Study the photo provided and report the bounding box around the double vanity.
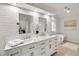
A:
[4,35,57,56]
[2,4,57,56]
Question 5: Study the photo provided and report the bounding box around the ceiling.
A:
[28,3,79,19]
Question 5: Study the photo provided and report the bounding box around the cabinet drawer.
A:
[38,41,48,52]
[38,46,46,52]
[49,43,57,48]
[22,50,35,56]
[40,47,46,51]
[39,41,46,45]
[38,40,47,47]
[5,47,21,56]
[22,48,39,56]
[21,43,38,56]
[39,50,47,56]
[48,38,57,43]
[22,43,36,51]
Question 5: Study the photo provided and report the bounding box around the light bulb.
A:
[66,10,70,13]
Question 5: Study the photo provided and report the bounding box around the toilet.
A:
[57,34,65,45]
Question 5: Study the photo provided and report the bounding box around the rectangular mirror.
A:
[39,17,47,35]
[18,13,33,34]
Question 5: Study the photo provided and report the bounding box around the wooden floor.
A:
[54,42,79,56]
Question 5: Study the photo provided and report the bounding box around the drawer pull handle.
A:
[49,44,51,49]
[49,40,52,42]
[41,47,45,50]
[40,43,45,45]
[29,46,35,49]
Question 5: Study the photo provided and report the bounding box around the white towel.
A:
[8,39,24,47]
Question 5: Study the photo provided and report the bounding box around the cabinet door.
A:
[21,45,28,56]
[21,43,39,56]
[21,43,35,56]
[5,47,21,56]
[47,37,57,55]
[38,40,48,56]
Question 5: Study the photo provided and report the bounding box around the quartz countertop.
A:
[4,35,56,51]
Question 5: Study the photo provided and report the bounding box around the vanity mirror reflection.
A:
[18,13,33,34]
[17,13,33,39]
[39,17,47,36]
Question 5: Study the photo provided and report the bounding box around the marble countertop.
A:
[4,35,56,51]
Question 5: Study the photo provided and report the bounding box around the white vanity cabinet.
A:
[47,37,57,55]
[4,36,57,56]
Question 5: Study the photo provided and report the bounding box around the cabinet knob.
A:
[30,52,34,56]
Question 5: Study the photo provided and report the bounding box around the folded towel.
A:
[8,39,24,47]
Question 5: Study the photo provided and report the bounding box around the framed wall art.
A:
[64,19,76,30]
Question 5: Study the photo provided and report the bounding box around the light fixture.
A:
[64,6,70,13]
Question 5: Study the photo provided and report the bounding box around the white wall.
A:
[0,4,19,50]
[59,13,79,43]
